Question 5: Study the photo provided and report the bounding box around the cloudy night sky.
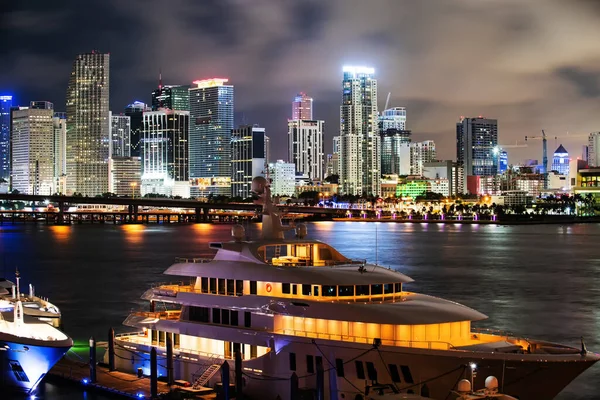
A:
[2,0,600,163]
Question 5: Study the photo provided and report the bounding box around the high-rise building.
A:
[265,135,270,167]
[10,102,54,195]
[141,109,189,196]
[109,156,141,197]
[380,129,412,175]
[231,125,266,198]
[288,119,324,180]
[152,81,190,111]
[292,92,313,120]
[189,78,234,197]
[53,112,67,194]
[551,144,569,176]
[339,66,380,196]
[0,95,13,181]
[423,160,463,197]
[332,136,341,155]
[409,140,436,176]
[588,132,600,167]
[379,107,407,131]
[268,160,296,197]
[109,113,131,158]
[498,150,508,174]
[125,101,150,157]
[456,117,498,194]
[66,52,110,196]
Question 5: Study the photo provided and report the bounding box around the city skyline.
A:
[3,1,600,164]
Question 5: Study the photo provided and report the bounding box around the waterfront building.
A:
[288,119,324,180]
[109,112,131,158]
[292,92,313,120]
[141,109,189,196]
[189,78,234,197]
[295,183,338,198]
[379,107,407,131]
[547,171,568,192]
[10,102,55,195]
[423,160,459,196]
[331,136,341,176]
[0,95,12,181]
[491,190,532,207]
[332,136,340,155]
[588,132,600,167]
[325,154,339,179]
[456,117,498,194]
[551,144,569,176]
[498,150,508,174]
[152,83,190,111]
[396,179,428,198]
[268,160,295,197]
[380,129,412,175]
[582,145,589,163]
[339,66,380,196]
[66,51,110,196]
[125,101,150,158]
[409,140,436,176]
[53,112,67,194]
[109,156,141,196]
[231,125,266,199]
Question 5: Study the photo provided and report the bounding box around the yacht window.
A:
[384,284,393,294]
[355,361,365,380]
[226,280,235,296]
[210,278,217,294]
[400,365,414,383]
[313,286,319,296]
[302,284,311,296]
[201,277,209,293]
[282,283,291,294]
[292,285,298,295]
[394,283,401,293]
[322,285,337,297]
[389,364,401,382]
[174,333,180,347]
[151,329,158,344]
[231,311,239,326]
[212,308,221,324]
[235,280,243,296]
[250,281,257,295]
[218,279,226,295]
[222,309,230,325]
[338,285,354,297]
[189,306,209,323]
[250,345,257,359]
[365,362,377,381]
[371,284,383,295]
[289,353,297,371]
[319,246,332,261]
[316,356,323,370]
[244,312,251,328]
[335,358,345,377]
[356,285,369,296]
[306,355,314,373]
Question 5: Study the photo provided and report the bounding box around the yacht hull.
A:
[113,336,597,400]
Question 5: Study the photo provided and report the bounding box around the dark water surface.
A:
[1,222,599,399]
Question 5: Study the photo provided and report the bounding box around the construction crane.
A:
[497,140,528,149]
[383,92,391,111]
[525,130,548,175]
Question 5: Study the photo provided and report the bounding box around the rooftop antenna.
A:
[158,68,162,90]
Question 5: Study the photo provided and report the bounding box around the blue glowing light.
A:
[136,393,145,399]
[82,378,90,384]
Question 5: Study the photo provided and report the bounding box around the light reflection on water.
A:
[0,221,598,399]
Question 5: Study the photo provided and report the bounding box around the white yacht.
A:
[112,177,599,400]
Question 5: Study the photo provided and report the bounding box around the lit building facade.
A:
[409,140,436,176]
[10,102,55,195]
[0,95,12,181]
[379,107,407,131]
[125,101,150,158]
[66,52,110,196]
[231,125,266,199]
[141,110,189,196]
[588,133,600,167]
[268,160,295,197]
[189,78,234,196]
[380,129,412,175]
[109,112,131,158]
[551,144,569,176]
[288,119,324,180]
[423,160,461,197]
[53,112,67,194]
[292,92,313,120]
[152,84,190,111]
[456,117,498,194]
[498,150,508,174]
[109,156,141,196]
[340,66,380,196]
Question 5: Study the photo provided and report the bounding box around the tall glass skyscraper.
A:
[152,85,190,111]
[456,117,498,192]
[231,125,266,198]
[109,112,131,158]
[66,52,110,196]
[339,66,380,196]
[292,92,313,120]
[552,144,569,176]
[125,101,150,157]
[379,107,407,131]
[0,95,13,181]
[189,78,234,197]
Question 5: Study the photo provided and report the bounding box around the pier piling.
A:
[221,360,230,400]
[150,347,158,399]
[108,327,115,371]
[290,372,299,400]
[166,332,174,386]
[316,362,324,400]
[235,350,243,400]
[89,336,97,383]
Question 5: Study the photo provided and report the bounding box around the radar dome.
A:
[231,225,245,242]
[456,379,471,394]
[484,376,499,393]
[251,176,268,194]
[295,223,308,239]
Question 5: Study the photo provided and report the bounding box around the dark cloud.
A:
[556,67,600,98]
[288,1,331,40]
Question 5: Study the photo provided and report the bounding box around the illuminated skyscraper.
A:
[125,101,150,157]
[231,125,266,198]
[152,78,190,111]
[66,52,110,196]
[288,119,324,180]
[551,144,569,176]
[0,95,12,181]
[292,92,313,120]
[456,117,498,193]
[379,107,407,131]
[53,112,67,193]
[339,66,380,196]
[380,129,412,175]
[109,112,131,158]
[189,78,234,196]
[588,132,600,167]
[11,102,55,195]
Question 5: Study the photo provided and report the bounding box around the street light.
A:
[131,182,137,199]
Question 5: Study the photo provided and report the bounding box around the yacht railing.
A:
[115,332,224,360]
[175,257,213,264]
[130,310,181,320]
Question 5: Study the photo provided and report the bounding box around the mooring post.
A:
[235,351,243,400]
[89,336,97,383]
[221,360,230,400]
[150,347,158,398]
[166,332,174,386]
[290,372,299,400]
[316,362,324,400]
[108,327,115,371]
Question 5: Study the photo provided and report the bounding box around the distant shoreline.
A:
[327,217,600,225]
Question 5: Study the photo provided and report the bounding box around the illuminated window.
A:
[323,285,336,297]
[338,286,354,296]
[356,285,369,296]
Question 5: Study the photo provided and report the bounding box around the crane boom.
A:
[384,92,391,111]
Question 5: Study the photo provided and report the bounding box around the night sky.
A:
[2,0,600,163]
